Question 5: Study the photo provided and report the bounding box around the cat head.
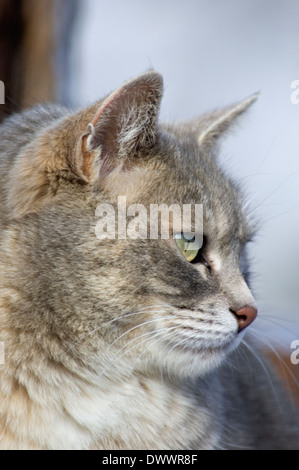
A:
[1,71,258,379]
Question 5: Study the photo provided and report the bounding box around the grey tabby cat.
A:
[0,71,298,449]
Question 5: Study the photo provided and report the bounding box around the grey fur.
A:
[0,71,298,449]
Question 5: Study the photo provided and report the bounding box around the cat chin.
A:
[139,338,240,379]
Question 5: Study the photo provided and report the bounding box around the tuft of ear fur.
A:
[189,93,258,148]
[77,71,163,182]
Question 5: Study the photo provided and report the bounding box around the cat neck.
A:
[0,358,221,449]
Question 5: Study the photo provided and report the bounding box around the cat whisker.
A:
[260,203,299,225]
[249,327,299,398]
[99,326,178,380]
[257,314,299,335]
[253,324,297,353]
[162,332,191,360]
[245,171,299,221]
[66,303,172,353]
[241,338,285,416]
[130,328,182,372]
[104,314,170,352]
[92,312,172,363]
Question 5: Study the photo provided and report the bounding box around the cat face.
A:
[86,135,257,378]
[0,71,257,380]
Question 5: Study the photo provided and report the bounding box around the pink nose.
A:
[234,306,258,331]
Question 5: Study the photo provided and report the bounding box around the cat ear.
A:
[76,71,163,182]
[195,93,259,147]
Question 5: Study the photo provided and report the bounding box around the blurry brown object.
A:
[265,347,299,409]
[0,0,77,122]
[0,0,23,120]
[20,0,56,109]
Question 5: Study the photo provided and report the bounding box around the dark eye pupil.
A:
[189,236,211,270]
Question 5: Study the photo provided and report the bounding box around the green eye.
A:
[174,233,200,263]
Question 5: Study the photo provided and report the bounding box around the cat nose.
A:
[233,306,258,331]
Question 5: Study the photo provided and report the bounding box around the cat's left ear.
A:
[193,93,259,148]
[76,71,163,183]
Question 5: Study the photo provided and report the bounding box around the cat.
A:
[0,70,298,450]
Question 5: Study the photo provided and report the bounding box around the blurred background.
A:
[0,0,298,400]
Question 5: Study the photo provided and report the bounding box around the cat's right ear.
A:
[74,71,163,183]
[6,72,163,218]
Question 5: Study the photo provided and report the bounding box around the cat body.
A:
[0,72,298,449]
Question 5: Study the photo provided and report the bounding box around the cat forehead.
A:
[155,135,253,243]
[111,142,253,246]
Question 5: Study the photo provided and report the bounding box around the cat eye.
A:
[174,233,201,263]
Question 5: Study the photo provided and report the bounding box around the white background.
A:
[68,0,299,342]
